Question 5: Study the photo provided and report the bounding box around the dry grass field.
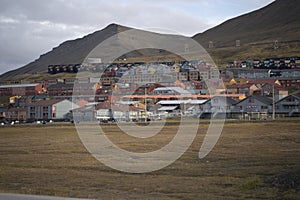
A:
[0,120,299,200]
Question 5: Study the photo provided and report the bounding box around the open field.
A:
[0,120,299,199]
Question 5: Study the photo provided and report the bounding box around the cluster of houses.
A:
[45,59,300,90]
[0,82,299,123]
[49,56,300,77]
[227,57,300,69]
[0,60,300,123]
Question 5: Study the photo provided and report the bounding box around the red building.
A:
[0,83,43,96]
[47,83,74,97]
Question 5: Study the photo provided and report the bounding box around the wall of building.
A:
[53,100,79,119]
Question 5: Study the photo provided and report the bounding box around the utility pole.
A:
[145,87,147,123]
[272,85,275,120]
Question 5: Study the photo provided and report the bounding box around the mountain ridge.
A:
[0,23,131,80]
[1,0,300,80]
[192,0,300,48]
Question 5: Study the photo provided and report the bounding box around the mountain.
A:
[193,0,300,48]
[0,24,129,80]
[0,23,191,80]
[1,0,299,81]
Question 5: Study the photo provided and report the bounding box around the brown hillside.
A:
[0,24,130,80]
[1,0,299,80]
[193,0,300,48]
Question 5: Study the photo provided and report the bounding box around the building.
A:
[260,83,288,101]
[278,78,300,89]
[156,99,208,117]
[71,103,96,122]
[0,84,43,97]
[72,102,144,122]
[226,83,258,96]
[153,87,190,96]
[101,102,144,122]
[27,99,79,120]
[222,78,237,87]
[0,108,7,121]
[275,94,300,116]
[199,96,238,118]
[233,95,273,114]
[47,83,74,98]
[6,107,27,121]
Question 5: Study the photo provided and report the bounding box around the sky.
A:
[0,0,274,75]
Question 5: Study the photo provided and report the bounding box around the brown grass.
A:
[0,120,299,199]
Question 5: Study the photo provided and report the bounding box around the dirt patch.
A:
[265,170,300,191]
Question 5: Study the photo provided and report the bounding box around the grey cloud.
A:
[0,0,273,74]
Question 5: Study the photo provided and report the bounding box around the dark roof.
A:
[226,83,254,89]
[8,107,27,112]
[29,99,65,106]
[225,97,238,105]
[209,96,237,105]
[253,96,273,105]
[248,79,277,85]
[73,102,143,112]
[0,83,40,88]
[47,83,74,89]
[0,108,8,112]
[261,83,288,91]
[276,94,300,104]
[236,95,273,105]
[95,102,143,112]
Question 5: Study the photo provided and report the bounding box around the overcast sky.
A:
[0,0,274,75]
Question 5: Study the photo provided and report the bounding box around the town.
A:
[0,58,299,124]
[1,0,300,199]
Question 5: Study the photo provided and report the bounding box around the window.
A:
[30,113,35,119]
[288,97,295,102]
[43,106,48,112]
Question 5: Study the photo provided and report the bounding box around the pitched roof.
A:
[226,83,255,89]
[0,83,40,88]
[261,83,287,91]
[157,99,207,105]
[7,107,27,112]
[29,99,64,106]
[154,87,190,94]
[47,83,74,89]
[0,108,8,112]
[158,106,178,111]
[222,78,235,82]
[253,95,273,105]
[76,99,89,106]
[94,102,143,112]
[248,79,278,85]
[276,94,300,104]
[210,96,238,105]
[237,95,273,105]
